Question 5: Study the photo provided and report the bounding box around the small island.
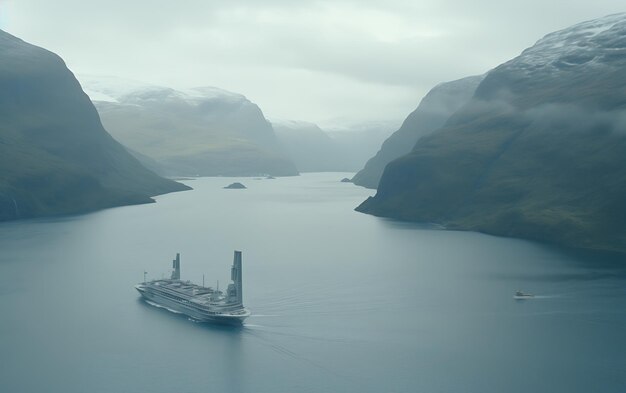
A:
[224,182,247,189]
[340,178,352,183]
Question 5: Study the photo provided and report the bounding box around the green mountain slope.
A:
[352,75,483,189]
[0,30,189,221]
[357,13,626,254]
[80,76,298,177]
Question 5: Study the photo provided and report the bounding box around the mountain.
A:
[272,120,347,172]
[0,30,189,221]
[80,76,298,177]
[272,120,392,172]
[352,75,484,189]
[357,13,626,254]
[325,121,398,172]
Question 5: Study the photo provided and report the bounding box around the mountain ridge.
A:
[271,119,391,172]
[352,75,484,188]
[357,13,626,254]
[80,75,298,177]
[0,30,189,221]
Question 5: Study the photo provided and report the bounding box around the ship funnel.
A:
[231,250,243,305]
[171,253,180,280]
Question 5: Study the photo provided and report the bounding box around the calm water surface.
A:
[1,173,625,393]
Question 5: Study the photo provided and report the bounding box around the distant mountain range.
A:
[272,119,394,172]
[0,30,189,221]
[357,13,626,254]
[80,76,298,177]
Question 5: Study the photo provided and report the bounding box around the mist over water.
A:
[1,173,625,393]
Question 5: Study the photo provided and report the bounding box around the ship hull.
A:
[135,285,250,325]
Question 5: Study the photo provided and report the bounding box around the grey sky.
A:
[1,1,623,127]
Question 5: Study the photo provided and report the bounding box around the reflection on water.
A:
[0,173,625,393]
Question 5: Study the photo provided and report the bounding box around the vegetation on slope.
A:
[352,75,483,189]
[85,79,298,177]
[357,14,626,254]
[0,30,189,221]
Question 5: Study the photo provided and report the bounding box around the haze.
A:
[2,0,623,127]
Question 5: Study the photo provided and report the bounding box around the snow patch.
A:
[77,74,248,106]
[506,13,626,73]
[184,86,245,103]
[269,118,321,129]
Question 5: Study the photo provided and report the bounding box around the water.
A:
[1,173,625,393]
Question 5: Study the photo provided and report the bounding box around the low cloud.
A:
[525,103,626,135]
[4,0,625,125]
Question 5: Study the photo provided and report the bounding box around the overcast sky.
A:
[1,1,623,128]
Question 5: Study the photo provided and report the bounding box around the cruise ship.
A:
[135,251,250,324]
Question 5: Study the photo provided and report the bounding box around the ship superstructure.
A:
[135,251,250,324]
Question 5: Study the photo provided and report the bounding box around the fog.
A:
[2,1,624,127]
[526,103,626,135]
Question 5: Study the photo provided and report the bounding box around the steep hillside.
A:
[0,30,189,221]
[357,13,626,254]
[80,76,298,177]
[352,75,483,188]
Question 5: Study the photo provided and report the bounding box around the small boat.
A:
[514,290,535,299]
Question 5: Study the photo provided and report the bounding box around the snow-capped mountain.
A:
[510,13,626,74]
[78,75,298,177]
[80,75,245,105]
[358,13,626,254]
[475,12,626,107]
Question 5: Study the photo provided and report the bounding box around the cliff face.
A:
[81,76,298,177]
[357,13,626,254]
[352,75,483,189]
[0,30,189,221]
